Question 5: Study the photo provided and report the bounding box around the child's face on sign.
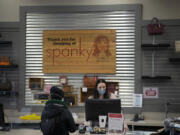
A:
[98,38,108,52]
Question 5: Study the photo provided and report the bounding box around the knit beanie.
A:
[50,86,64,100]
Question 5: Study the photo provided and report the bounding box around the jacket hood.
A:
[43,99,67,118]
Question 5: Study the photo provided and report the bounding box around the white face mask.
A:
[98,88,106,95]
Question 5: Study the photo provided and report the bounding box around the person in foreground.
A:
[41,86,76,135]
[89,79,129,132]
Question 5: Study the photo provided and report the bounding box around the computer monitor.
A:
[85,99,121,121]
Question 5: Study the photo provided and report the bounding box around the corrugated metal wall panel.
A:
[141,22,180,112]
[25,11,136,107]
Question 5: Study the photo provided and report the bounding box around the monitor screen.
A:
[85,99,121,121]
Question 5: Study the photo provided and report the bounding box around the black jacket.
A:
[41,100,76,135]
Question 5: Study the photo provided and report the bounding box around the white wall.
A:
[0,0,180,22]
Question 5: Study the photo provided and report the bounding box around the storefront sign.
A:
[43,30,116,73]
[143,87,159,98]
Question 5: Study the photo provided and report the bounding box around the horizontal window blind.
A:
[25,11,135,107]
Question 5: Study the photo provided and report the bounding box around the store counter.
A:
[71,131,155,135]
[126,119,163,127]
[5,110,177,129]
[0,129,155,135]
[74,115,164,127]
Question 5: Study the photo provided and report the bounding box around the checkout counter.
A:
[0,129,155,135]
[1,99,179,135]
[70,131,155,135]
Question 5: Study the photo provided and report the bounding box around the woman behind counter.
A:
[88,79,128,131]
[89,79,117,99]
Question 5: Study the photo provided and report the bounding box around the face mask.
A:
[98,88,106,95]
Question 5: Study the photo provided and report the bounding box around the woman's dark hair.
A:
[50,86,64,100]
[93,79,109,99]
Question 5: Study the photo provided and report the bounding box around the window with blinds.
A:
[25,11,135,107]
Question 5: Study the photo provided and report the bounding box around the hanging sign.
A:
[143,87,159,98]
[43,30,116,73]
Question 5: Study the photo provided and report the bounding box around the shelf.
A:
[142,76,171,80]
[0,91,18,97]
[0,41,12,47]
[169,58,180,63]
[141,44,170,49]
[0,64,18,69]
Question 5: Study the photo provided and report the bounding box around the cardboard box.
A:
[80,87,94,102]
[29,78,44,90]
[63,85,73,93]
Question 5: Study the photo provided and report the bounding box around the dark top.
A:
[41,100,76,135]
